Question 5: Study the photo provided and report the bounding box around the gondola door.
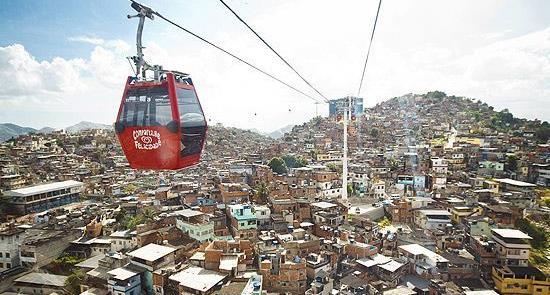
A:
[174,76,207,168]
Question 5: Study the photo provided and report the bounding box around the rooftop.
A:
[108,267,139,281]
[492,228,532,240]
[169,266,227,292]
[14,272,67,287]
[171,208,204,218]
[494,178,536,187]
[398,243,449,263]
[128,243,176,261]
[75,254,105,269]
[311,201,337,209]
[418,209,452,216]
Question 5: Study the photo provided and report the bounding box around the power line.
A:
[357,0,383,97]
[218,0,330,103]
[138,3,321,103]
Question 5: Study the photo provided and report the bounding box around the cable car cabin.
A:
[115,72,207,170]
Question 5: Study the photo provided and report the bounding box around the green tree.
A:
[123,183,137,195]
[370,128,379,137]
[378,216,392,228]
[123,215,145,230]
[506,155,518,172]
[535,126,550,143]
[283,154,307,168]
[327,163,338,172]
[347,183,354,197]
[65,270,86,295]
[515,218,548,249]
[254,182,269,204]
[268,157,288,174]
[426,91,446,99]
[141,208,157,222]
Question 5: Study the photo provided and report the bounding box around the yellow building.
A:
[492,265,550,295]
[450,206,480,224]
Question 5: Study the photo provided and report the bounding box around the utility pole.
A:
[342,97,350,201]
[314,102,320,117]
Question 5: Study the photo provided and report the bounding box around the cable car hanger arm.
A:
[127,0,320,102]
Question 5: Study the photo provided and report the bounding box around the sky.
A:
[0,0,549,132]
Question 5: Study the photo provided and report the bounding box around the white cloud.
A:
[0,44,86,99]
[2,1,550,130]
[68,35,105,46]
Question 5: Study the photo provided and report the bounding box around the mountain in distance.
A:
[38,127,56,134]
[267,124,294,139]
[246,125,294,139]
[0,123,36,142]
[65,121,112,133]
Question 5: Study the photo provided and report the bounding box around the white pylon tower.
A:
[342,96,351,201]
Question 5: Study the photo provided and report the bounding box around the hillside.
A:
[0,123,36,142]
[374,91,550,142]
[65,121,112,133]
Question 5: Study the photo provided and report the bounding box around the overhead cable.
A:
[218,0,330,102]
[131,1,322,103]
[357,0,383,97]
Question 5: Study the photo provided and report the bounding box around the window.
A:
[6,263,10,268]
[176,88,205,127]
[0,252,2,258]
[176,87,206,157]
[0,263,3,268]
[5,252,10,258]
[119,87,173,127]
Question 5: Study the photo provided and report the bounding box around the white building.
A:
[109,230,137,252]
[372,180,386,199]
[172,209,214,242]
[0,228,23,272]
[414,210,452,230]
[398,243,449,278]
[254,205,271,231]
[431,158,448,174]
[492,228,532,267]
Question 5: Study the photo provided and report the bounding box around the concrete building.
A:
[227,204,257,240]
[254,205,271,231]
[173,209,214,242]
[492,265,549,295]
[10,273,66,294]
[0,227,23,273]
[107,267,141,295]
[109,229,137,252]
[414,209,452,230]
[168,265,227,294]
[492,228,532,267]
[3,180,83,215]
[398,243,449,279]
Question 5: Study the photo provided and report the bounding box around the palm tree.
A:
[254,182,269,204]
[141,208,157,222]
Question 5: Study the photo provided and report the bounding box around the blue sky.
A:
[1,0,550,131]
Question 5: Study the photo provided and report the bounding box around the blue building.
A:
[328,97,364,117]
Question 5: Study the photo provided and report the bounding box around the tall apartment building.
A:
[491,228,532,267]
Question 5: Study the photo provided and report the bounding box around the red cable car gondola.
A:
[115,2,207,170]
